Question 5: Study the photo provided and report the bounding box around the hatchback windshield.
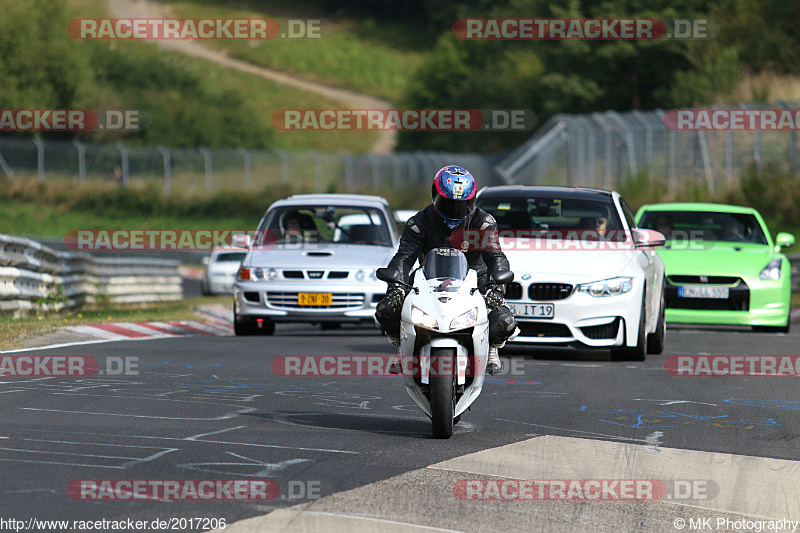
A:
[258,206,393,246]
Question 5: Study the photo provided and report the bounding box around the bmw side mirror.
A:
[634,229,665,248]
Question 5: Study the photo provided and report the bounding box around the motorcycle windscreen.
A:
[423,248,469,292]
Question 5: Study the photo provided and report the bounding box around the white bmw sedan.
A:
[476,186,666,360]
[232,194,399,335]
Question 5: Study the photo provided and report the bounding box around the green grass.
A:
[162,0,430,102]
[0,295,231,350]
[66,0,378,152]
[0,177,431,239]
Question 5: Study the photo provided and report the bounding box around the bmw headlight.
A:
[577,277,634,297]
[411,305,438,329]
[759,258,782,280]
[450,307,478,330]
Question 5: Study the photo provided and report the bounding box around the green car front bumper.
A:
[665,277,791,326]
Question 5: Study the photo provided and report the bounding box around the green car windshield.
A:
[639,211,768,244]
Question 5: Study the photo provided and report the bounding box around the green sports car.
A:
[635,203,795,332]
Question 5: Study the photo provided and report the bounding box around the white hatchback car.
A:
[476,186,666,360]
[232,194,400,335]
[202,247,247,295]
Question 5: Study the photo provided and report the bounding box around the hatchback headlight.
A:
[450,307,478,330]
[759,259,782,280]
[577,277,634,297]
[411,305,438,329]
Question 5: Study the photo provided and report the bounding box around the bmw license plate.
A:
[678,285,729,299]
[508,303,555,319]
[298,293,332,306]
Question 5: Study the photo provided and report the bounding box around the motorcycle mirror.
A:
[492,270,514,285]
[376,267,403,284]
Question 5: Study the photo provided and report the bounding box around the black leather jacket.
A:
[387,205,510,289]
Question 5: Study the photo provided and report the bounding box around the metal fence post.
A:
[778,100,797,178]
[0,149,13,180]
[370,155,381,189]
[340,153,354,189]
[237,147,252,190]
[697,131,713,194]
[606,111,637,178]
[156,146,171,194]
[33,137,45,183]
[72,139,86,184]
[275,150,289,186]
[591,113,613,188]
[199,147,212,192]
[116,142,129,186]
[310,150,323,192]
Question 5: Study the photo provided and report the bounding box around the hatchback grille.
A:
[580,318,620,340]
[266,292,365,310]
[528,283,573,301]
[327,271,349,279]
[283,270,303,279]
[518,322,572,337]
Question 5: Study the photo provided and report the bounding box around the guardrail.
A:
[790,254,800,293]
[0,234,182,316]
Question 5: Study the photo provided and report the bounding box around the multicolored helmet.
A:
[431,165,477,229]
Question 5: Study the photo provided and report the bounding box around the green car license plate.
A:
[678,285,729,299]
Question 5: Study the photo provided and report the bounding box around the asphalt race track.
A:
[1,323,799,532]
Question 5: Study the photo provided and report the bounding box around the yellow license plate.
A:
[298,293,332,306]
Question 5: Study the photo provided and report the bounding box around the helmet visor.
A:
[434,196,475,221]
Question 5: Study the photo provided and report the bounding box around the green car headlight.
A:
[577,277,633,297]
[759,259,782,280]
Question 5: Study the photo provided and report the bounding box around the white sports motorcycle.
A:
[377,248,514,439]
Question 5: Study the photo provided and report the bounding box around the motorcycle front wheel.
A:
[430,347,456,439]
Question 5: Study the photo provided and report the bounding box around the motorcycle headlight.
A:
[577,276,633,297]
[759,258,782,280]
[411,305,438,329]
[450,307,478,330]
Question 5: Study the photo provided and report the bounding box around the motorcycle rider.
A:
[375,165,517,375]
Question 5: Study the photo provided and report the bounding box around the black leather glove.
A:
[483,285,505,310]
[385,287,407,312]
